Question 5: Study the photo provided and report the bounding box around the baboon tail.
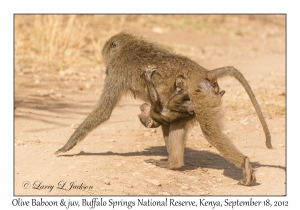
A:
[207,66,272,149]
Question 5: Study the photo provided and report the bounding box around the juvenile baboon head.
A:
[138,103,162,128]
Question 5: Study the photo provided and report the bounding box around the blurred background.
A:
[15,15,285,72]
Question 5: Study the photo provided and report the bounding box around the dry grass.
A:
[15,15,106,72]
[14,14,284,73]
[224,90,286,117]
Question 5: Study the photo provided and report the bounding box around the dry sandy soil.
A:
[14,15,285,196]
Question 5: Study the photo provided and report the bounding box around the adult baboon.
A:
[55,32,271,186]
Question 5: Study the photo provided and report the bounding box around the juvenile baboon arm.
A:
[144,65,161,112]
[167,90,194,113]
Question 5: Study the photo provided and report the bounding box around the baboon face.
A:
[102,34,120,64]
[138,103,153,128]
[102,33,134,66]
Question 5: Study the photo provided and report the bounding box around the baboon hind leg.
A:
[188,79,256,185]
[157,121,188,170]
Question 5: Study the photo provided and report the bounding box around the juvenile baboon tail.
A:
[207,66,272,149]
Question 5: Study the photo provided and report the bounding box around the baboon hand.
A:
[54,145,72,155]
[54,148,65,155]
[145,65,157,80]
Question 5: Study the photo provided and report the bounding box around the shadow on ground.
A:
[58,146,286,184]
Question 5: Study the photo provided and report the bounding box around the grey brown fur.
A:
[55,32,271,186]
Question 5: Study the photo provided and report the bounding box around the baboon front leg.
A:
[55,76,124,154]
[188,78,255,185]
[157,121,187,170]
[161,124,170,154]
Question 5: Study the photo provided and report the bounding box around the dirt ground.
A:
[14,15,286,196]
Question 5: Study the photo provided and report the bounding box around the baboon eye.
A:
[111,41,117,48]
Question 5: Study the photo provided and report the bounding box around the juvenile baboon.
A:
[139,65,225,128]
[55,32,271,186]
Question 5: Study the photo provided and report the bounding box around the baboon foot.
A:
[204,79,225,97]
[219,90,225,97]
[211,81,219,93]
[187,105,194,114]
[145,65,157,80]
[156,160,184,170]
[181,101,194,114]
[238,157,256,186]
[175,77,184,92]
